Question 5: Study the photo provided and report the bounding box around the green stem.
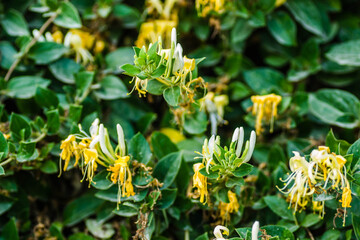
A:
[155,77,171,87]
[33,131,47,142]
[4,12,59,82]
[184,230,190,240]
[0,158,14,166]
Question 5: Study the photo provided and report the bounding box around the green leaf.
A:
[106,47,134,71]
[0,195,14,216]
[264,196,294,220]
[163,86,181,107]
[91,170,113,190]
[189,46,221,67]
[183,109,207,135]
[28,42,68,64]
[233,163,253,177]
[348,138,360,169]
[195,233,209,240]
[243,68,291,94]
[69,233,94,240]
[1,9,29,36]
[326,40,360,66]
[0,133,8,160]
[0,166,4,176]
[157,188,177,209]
[128,133,152,165]
[54,2,82,29]
[231,19,254,44]
[300,214,321,227]
[0,218,19,240]
[35,87,59,109]
[7,76,50,99]
[286,0,326,37]
[40,160,58,174]
[353,214,360,240]
[151,132,178,159]
[46,109,60,134]
[63,194,104,226]
[325,129,350,155]
[85,219,115,239]
[151,65,166,78]
[75,71,94,99]
[68,104,82,123]
[49,58,83,84]
[121,64,141,75]
[321,230,340,240]
[9,113,31,141]
[308,89,360,129]
[113,202,139,217]
[153,152,182,189]
[94,75,129,100]
[17,142,38,162]
[268,11,297,46]
[113,4,141,28]
[0,41,18,70]
[261,226,294,240]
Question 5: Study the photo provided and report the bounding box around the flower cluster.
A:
[59,119,135,207]
[251,94,282,135]
[196,0,225,17]
[278,146,352,224]
[34,28,105,64]
[136,0,178,48]
[201,92,229,135]
[191,127,256,222]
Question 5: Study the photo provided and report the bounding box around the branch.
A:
[4,12,59,82]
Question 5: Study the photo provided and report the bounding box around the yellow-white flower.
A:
[213,225,229,240]
[231,127,256,163]
[251,221,260,240]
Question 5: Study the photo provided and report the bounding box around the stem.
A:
[33,132,47,142]
[155,77,171,86]
[305,227,315,240]
[184,230,190,240]
[4,12,59,81]
[0,158,14,166]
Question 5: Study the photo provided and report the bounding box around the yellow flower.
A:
[251,94,282,135]
[192,163,208,204]
[275,0,287,7]
[196,0,225,17]
[340,183,352,208]
[160,128,185,143]
[94,40,105,54]
[64,29,95,63]
[60,135,78,171]
[218,190,240,223]
[312,200,325,218]
[52,30,63,44]
[82,148,98,185]
[136,20,177,48]
[107,156,135,206]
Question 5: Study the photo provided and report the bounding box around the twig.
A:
[305,227,315,240]
[0,158,13,166]
[4,12,59,82]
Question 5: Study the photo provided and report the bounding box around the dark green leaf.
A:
[268,11,297,46]
[9,113,31,141]
[233,163,254,177]
[264,196,294,220]
[7,76,50,99]
[128,133,152,165]
[35,87,59,109]
[28,42,68,64]
[153,152,182,189]
[163,86,181,107]
[1,9,29,36]
[151,132,178,159]
[54,2,82,29]
[95,75,129,100]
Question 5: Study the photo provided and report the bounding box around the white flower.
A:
[117,124,126,156]
[252,221,259,240]
[214,225,229,240]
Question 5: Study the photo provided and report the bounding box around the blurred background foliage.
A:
[1,0,360,239]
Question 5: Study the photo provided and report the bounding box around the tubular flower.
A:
[196,0,225,17]
[192,163,208,204]
[218,190,240,223]
[108,156,135,206]
[278,147,352,224]
[60,135,78,171]
[213,225,229,240]
[160,128,185,143]
[251,94,282,135]
[136,0,178,48]
[82,148,98,186]
[201,92,229,135]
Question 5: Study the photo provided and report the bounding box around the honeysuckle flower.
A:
[231,127,256,164]
[251,221,260,240]
[213,225,229,240]
[136,0,178,48]
[196,0,225,17]
[279,147,352,224]
[201,92,229,135]
[192,163,208,204]
[60,135,78,171]
[82,148,98,186]
[251,94,282,135]
[218,190,240,223]
[195,135,219,173]
[64,30,94,64]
